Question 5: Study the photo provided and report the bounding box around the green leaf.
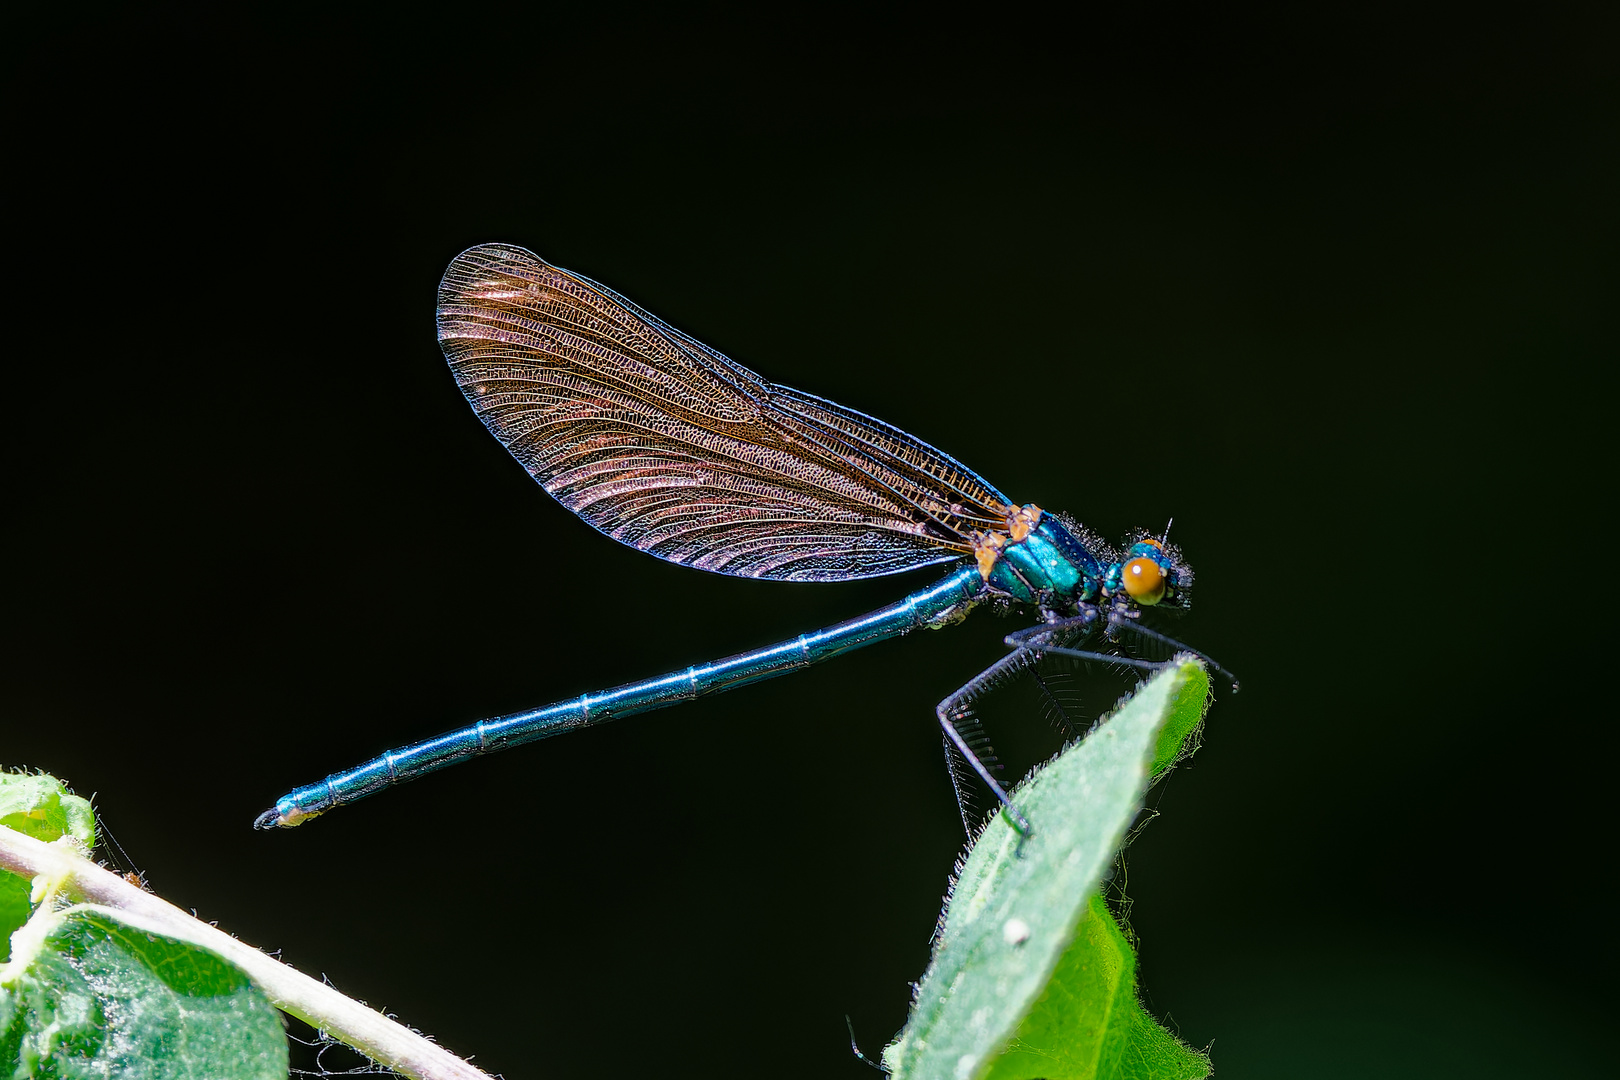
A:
[985,894,1208,1080]
[1151,664,1210,779]
[0,773,96,851]
[0,885,25,971]
[2,772,287,1077]
[0,909,287,1080]
[0,773,97,962]
[884,659,1212,1080]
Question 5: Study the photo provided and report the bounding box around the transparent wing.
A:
[436,243,1013,581]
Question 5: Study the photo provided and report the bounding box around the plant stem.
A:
[0,826,492,1080]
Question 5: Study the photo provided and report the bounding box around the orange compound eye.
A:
[1121,556,1167,605]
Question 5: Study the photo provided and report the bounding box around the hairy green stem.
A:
[0,826,490,1080]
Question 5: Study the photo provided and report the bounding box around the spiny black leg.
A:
[1028,667,1076,741]
[1105,611,1241,691]
[939,707,1030,836]
[930,609,1104,836]
[940,699,1009,834]
[933,603,1234,839]
[1006,608,1162,677]
[1022,646,1171,674]
[941,731,983,839]
[937,649,1036,836]
[1003,608,1100,652]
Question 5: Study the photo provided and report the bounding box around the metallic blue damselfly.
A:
[256,244,1234,835]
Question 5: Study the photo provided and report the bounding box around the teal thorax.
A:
[977,506,1103,611]
[977,506,1184,615]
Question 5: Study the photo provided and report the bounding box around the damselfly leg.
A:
[1005,609,1239,694]
[938,607,1237,838]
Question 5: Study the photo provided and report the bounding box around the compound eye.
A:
[1121,556,1167,605]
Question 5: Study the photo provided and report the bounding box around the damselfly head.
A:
[1103,533,1192,610]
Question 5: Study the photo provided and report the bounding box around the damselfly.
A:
[256,244,1234,835]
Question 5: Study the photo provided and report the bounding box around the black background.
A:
[4,6,1614,1078]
